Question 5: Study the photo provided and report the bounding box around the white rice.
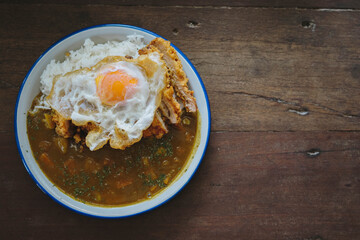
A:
[40,34,146,96]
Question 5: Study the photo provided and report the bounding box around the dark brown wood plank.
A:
[2,1,360,9]
[1,3,360,240]
[1,5,359,131]
[1,131,359,239]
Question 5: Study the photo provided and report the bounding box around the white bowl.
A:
[15,24,211,218]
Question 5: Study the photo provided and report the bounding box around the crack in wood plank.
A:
[215,90,299,105]
[233,148,360,156]
[249,148,360,157]
[316,8,357,12]
[307,101,360,119]
[215,90,360,119]
[288,109,309,116]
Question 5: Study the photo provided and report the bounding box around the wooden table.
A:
[1,1,359,239]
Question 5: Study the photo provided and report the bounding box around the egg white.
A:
[47,52,168,151]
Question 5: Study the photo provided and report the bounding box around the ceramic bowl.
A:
[15,24,210,218]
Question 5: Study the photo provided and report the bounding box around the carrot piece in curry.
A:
[39,153,54,169]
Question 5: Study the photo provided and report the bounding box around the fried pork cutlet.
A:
[139,38,198,139]
[139,45,181,125]
[142,110,168,139]
[142,38,197,113]
[159,85,181,124]
[52,112,74,138]
[50,37,197,144]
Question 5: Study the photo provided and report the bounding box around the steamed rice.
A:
[40,34,146,96]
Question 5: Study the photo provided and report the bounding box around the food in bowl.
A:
[26,35,200,206]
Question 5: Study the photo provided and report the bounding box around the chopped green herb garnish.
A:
[139,173,167,188]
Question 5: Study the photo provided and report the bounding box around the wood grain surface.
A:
[3,0,360,9]
[1,1,359,240]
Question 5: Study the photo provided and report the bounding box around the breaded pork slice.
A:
[143,110,168,139]
[52,111,74,138]
[159,85,181,124]
[143,38,197,112]
[139,44,182,126]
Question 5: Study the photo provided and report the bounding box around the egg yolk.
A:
[96,70,138,105]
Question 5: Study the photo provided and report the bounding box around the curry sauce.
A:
[27,95,197,206]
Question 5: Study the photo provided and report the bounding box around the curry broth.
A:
[27,95,197,206]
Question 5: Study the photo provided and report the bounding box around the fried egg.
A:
[47,51,168,151]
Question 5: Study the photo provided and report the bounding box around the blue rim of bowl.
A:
[14,24,211,218]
